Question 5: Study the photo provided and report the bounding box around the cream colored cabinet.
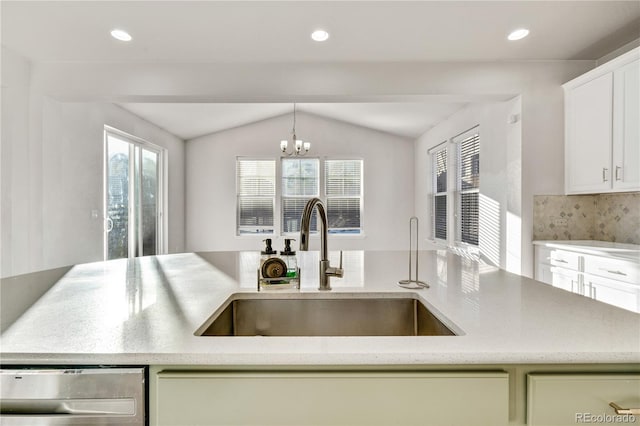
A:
[528,374,640,425]
[154,370,509,426]
[564,48,639,194]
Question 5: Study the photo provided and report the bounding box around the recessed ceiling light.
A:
[507,28,529,41]
[311,30,329,42]
[111,29,132,42]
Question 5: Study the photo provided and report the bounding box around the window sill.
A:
[237,232,367,239]
[281,232,367,239]
[425,239,448,250]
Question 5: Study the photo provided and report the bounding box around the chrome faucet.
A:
[299,197,343,291]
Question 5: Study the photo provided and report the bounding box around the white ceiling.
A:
[3,1,639,62]
[3,1,639,139]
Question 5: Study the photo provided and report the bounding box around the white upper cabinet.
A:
[565,73,613,193]
[564,47,639,194]
[613,59,640,190]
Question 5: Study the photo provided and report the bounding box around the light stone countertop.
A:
[1,250,639,366]
[533,240,640,261]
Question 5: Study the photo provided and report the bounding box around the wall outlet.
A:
[553,217,568,227]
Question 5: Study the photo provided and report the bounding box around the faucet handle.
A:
[326,251,344,278]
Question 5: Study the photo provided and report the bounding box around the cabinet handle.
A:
[599,268,627,276]
[602,168,609,182]
[549,258,568,264]
[615,166,622,181]
[609,402,640,415]
[587,283,596,299]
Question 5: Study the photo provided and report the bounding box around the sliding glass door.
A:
[104,129,164,260]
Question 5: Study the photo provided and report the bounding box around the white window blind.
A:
[325,159,362,234]
[431,145,447,241]
[282,158,319,233]
[456,129,480,246]
[236,159,276,235]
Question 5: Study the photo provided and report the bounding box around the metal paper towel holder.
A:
[398,217,429,289]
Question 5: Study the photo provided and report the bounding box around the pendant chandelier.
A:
[280,103,310,156]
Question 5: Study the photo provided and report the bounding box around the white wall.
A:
[186,112,414,252]
[2,47,36,277]
[6,56,597,276]
[1,48,186,278]
[40,99,186,271]
[415,99,522,273]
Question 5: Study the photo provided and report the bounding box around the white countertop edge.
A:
[533,240,640,260]
[2,352,639,366]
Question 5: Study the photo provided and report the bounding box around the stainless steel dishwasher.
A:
[0,366,146,425]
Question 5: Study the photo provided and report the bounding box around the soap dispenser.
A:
[261,238,277,259]
[280,238,298,278]
[260,239,287,280]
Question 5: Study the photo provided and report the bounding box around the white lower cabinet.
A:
[534,243,640,312]
[154,371,509,426]
[528,374,640,426]
[585,274,640,313]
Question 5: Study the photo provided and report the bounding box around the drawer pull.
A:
[550,258,568,264]
[615,165,622,181]
[599,268,627,276]
[609,402,640,415]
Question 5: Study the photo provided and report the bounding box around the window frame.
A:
[428,126,480,249]
[430,142,448,243]
[236,157,277,236]
[236,156,364,237]
[454,127,480,247]
[324,158,364,235]
[280,157,321,234]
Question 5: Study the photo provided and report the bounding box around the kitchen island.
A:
[1,250,639,425]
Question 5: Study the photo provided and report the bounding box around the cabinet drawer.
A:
[549,267,581,293]
[528,374,640,426]
[156,371,509,426]
[537,247,581,271]
[584,274,640,313]
[584,255,639,285]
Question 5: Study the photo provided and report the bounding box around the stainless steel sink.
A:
[195,294,457,337]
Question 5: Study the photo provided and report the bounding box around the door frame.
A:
[103,126,167,260]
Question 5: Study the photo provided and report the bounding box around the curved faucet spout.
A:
[299,197,342,291]
[299,197,328,261]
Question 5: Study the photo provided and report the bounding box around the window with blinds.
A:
[325,159,362,234]
[282,158,319,233]
[455,128,480,246]
[236,159,276,235]
[431,145,447,241]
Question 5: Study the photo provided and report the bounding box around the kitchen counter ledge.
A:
[1,251,638,365]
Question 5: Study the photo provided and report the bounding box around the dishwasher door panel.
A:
[0,367,145,425]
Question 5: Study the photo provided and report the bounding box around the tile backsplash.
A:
[533,193,640,244]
